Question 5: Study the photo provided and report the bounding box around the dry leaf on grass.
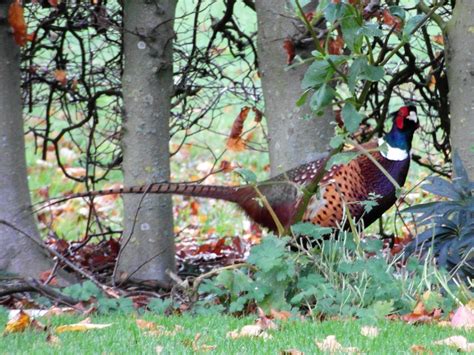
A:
[451,305,474,329]
[55,317,111,334]
[280,349,304,355]
[46,333,61,346]
[315,335,359,353]
[226,324,272,340]
[256,307,278,330]
[145,324,183,337]
[31,319,47,332]
[192,333,217,352]
[44,307,76,317]
[3,310,31,334]
[360,326,379,338]
[433,336,474,352]
[410,344,432,354]
[155,345,164,354]
[270,308,292,321]
[9,309,48,320]
[136,319,158,331]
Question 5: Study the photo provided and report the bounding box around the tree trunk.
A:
[116,0,176,287]
[446,0,474,179]
[255,0,333,175]
[0,2,55,278]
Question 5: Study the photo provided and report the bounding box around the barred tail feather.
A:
[40,182,248,211]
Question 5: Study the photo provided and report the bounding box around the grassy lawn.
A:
[1,313,472,354]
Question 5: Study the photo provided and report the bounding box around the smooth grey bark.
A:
[255,0,334,176]
[0,3,55,278]
[446,0,474,179]
[117,0,176,287]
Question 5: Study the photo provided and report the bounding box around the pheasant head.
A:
[381,105,419,161]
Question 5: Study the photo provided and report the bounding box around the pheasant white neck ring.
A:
[378,138,409,161]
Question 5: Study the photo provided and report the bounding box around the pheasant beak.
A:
[407,111,418,123]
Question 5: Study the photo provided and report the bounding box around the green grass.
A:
[1,313,472,354]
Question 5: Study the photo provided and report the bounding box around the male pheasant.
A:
[46,105,418,233]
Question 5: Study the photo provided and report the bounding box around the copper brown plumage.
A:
[43,106,419,233]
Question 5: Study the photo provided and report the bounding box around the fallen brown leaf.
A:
[280,349,304,355]
[55,318,112,334]
[226,324,272,340]
[315,335,359,353]
[3,310,31,335]
[410,344,432,354]
[136,319,157,331]
[46,333,61,346]
[433,336,474,352]
[192,333,217,352]
[360,326,379,338]
[451,305,474,329]
[44,306,76,317]
[146,324,183,337]
[31,319,47,332]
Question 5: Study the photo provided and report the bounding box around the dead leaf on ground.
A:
[44,306,76,317]
[270,309,292,321]
[360,326,379,338]
[9,309,48,320]
[46,333,61,346]
[315,335,359,353]
[226,324,272,340]
[433,336,474,352]
[3,310,31,335]
[55,318,112,334]
[256,307,278,330]
[451,305,474,329]
[410,344,432,354]
[136,319,158,331]
[192,333,217,352]
[31,319,47,332]
[146,324,183,337]
[280,349,304,355]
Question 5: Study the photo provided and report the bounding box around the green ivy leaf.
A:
[296,89,311,107]
[362,64,384,82]
[327,151,360,168]
[389,5,406,21]
[348,57,366,92]
[302,60,332,89]
[329,135,345,149]
[342,103,363,133]
[403,14,425,41]
[310,83,336,112]
[357,23,383,38]
[340,5,363,53]
[234,168,257,184]
[324,2,345,23]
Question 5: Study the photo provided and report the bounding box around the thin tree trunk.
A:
[446,0,474,179]
[117,0,176,287]
[0,2,56,278]
[255,0,333,176]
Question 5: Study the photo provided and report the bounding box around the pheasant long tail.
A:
[37,182,245,212]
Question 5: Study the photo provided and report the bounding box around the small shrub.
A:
[403,152,474,280]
